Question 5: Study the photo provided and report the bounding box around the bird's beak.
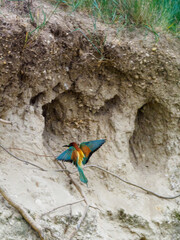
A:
[63,145,69,147]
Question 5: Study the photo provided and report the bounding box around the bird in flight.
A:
[56,139,106,184]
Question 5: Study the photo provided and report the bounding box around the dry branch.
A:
[42,198,85,216]
[0,186,45,240]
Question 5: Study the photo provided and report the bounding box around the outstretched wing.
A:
[80,139,106,165]
[56,146,76,163]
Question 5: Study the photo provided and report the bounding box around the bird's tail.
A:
[77,165,88,184]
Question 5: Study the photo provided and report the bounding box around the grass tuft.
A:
[57,0,180,35]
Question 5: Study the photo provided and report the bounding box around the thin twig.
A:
[0,143,46,171]
[8,147,54,157]
[0,143,71,173]
[0,186,45,240]
[89,205,101,211]
[0,118,12,124]
[42,198,85,216]
[83,165,180,200]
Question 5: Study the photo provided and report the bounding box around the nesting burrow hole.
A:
[129,100,171,172]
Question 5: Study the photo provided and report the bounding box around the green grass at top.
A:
[57,0,180,34]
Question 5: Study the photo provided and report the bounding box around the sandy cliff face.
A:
[0,1,180,240]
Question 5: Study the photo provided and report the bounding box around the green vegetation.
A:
[58,0,180,34]
[172,211,180,221]
[2,0,179,38]
[117,209,149,228]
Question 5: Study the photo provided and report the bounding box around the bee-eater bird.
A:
[56,139,106,184]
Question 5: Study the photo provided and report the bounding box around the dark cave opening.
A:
[30,92,45,106]
[129,101,170,172]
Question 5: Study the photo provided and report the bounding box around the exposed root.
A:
[0,186,45,240]
[0,143,46,171]
[83,164,180,200]
[0,143,71,173]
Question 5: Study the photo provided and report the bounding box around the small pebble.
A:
[152,47,157,51]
